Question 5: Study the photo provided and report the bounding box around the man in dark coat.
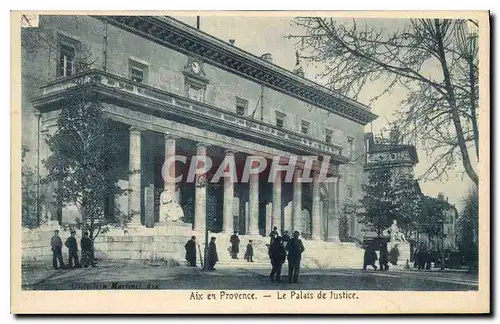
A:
[363,244,378,270]
[207,237,218,271]
[286,231,305,283]
[81,232,96,268]
[65,230,80,268]
[229,231,240,259]
[417,245,427,270]
[51,230,65,270]
[185,236,197,267]
[269,226,278,245]
[245,240,254,262]
[379,242,389,271]
[269,236,287,282]
[389,244,400,266]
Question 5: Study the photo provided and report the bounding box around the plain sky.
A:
[173,15,477,210]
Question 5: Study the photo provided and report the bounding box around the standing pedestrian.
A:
[184,236,197,267]
[269,226,278,245]
[282,230,291,248]
[229,231,240,259]
[379,242,389,271]
[363,243,378,270]
[389,244,400,266]
[81,232,96,268]
[51,230,65,270]
[207,237,218,271]
[286,231,305,283]
[245,240,254,262]
[65,230,80,268]
[269,236,286,282]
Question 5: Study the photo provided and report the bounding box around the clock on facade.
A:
[191,61,201,74]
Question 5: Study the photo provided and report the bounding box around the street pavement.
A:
[22,260,478,291]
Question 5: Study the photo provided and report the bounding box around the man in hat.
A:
[65,230,80,268]
[50,230,65,270]
[286,231,305,283]
[207,237,219,271]
[269,236,287,282]
[185,236,197,267]
[229,231,240,259]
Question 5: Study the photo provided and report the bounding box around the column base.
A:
[311,235,322,241]
[326,236,340,243]
[246,228,260,236]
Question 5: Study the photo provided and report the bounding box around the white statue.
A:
[159,188,184,223]
[390,220,406,242]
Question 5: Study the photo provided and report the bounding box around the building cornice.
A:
[94,15,378,126]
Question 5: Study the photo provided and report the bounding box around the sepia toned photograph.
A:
[11,10,489,314]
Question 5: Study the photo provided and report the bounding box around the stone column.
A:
[164,133,177,193]
[311,171,321,240]
[194,143,207,232]
[247,171,259,235]
[272,170,282,232]
[292,168,302,233]
[128,126,143,227]
[222,150,235,233]
[327,177,341,242]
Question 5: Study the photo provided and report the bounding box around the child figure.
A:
[245,240,254,262]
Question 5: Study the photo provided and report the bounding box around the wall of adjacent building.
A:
[21,15,368,229]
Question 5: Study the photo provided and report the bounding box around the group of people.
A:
[413,243,442,270]
[183,227,306,284]
[229,231,255,262]
[183,236,221,271]
[268,227,305,283]
[50,229,96,270]
[363,241,400,271]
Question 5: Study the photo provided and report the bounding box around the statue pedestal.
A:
[388,241,411,264]
[154,221,193,237]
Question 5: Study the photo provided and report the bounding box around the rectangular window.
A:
[236,98,248,116]
[276,111,286,128]
[325,129,333,143]
[347,137,355,159]
[129,59,148,84]
[58,44,76,77]
[301,121,310,135]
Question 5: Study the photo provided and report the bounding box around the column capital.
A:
[196,142,209,149]
[33,109,42,118]
[164,132,179,140]
[224,149,237,156]
[129,125,145,133]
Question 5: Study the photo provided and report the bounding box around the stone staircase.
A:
[202,233,366,270]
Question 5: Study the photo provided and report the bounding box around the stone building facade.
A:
[22,15,377,241]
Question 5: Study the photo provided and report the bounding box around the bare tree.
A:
[288,18,479,186]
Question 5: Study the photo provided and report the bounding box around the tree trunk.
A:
[435,19,478,186]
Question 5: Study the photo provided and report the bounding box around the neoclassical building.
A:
[22,15,378,241]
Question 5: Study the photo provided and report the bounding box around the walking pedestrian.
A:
[51,230,65,270]
[286,231,305,283]
[65,230,80,268]
[269,236,286,282]
[363,243,378,270]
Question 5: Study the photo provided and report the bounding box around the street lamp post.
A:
[440,220,445,270]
